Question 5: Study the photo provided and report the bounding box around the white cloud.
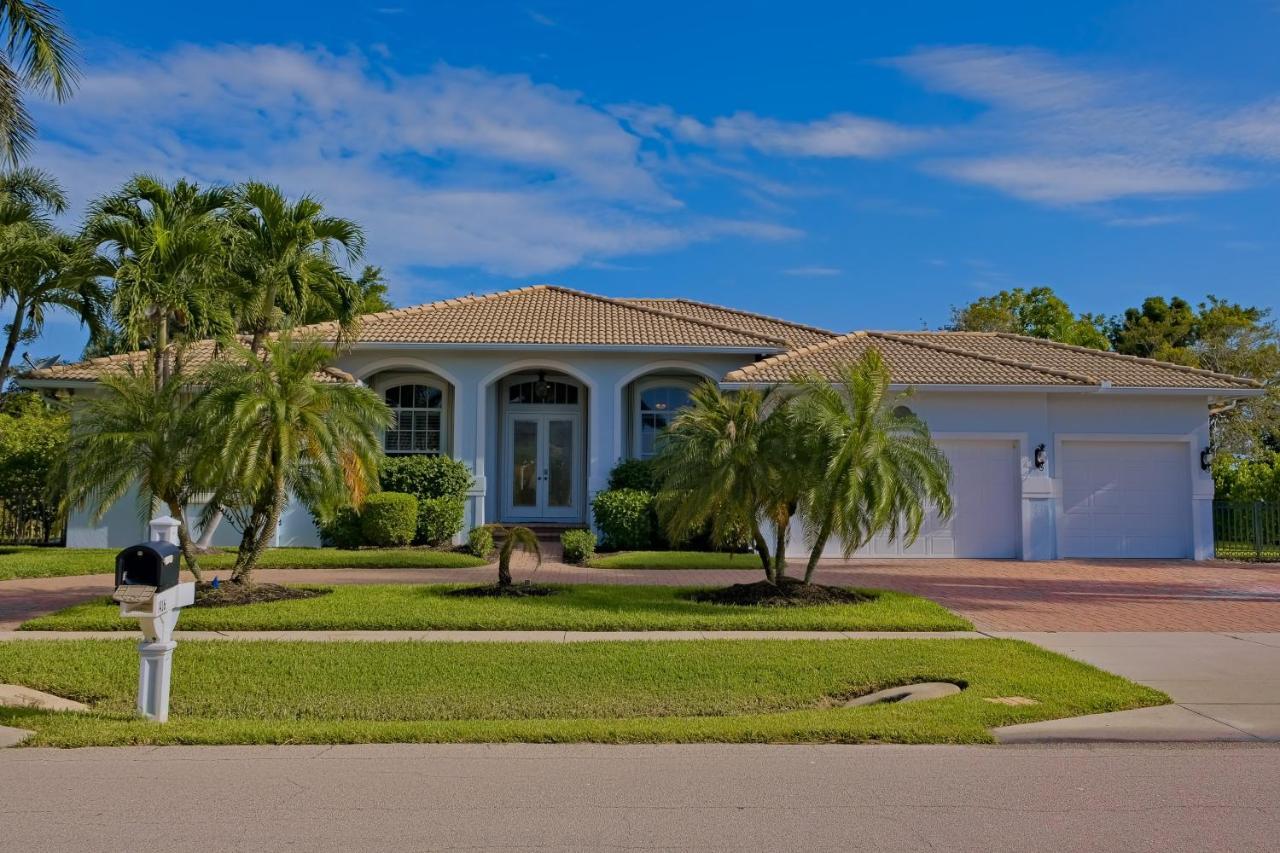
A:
[783,266,842,277]
[32,44,795,280]
[1105,213,1192,227]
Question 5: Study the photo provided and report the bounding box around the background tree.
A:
[947,286,1110,349]
[789,350,953,582]
[84,176,234,384]
[196,335,389,583]
[0,389,66,542]
[63,361,207,578]
[0,0,78,166]
[227,182,365,352]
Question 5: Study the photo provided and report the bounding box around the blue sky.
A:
[22,0,1280,362]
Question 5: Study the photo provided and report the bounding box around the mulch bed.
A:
[690,578,873,607]
[193,582,329,608]
[447,582,559,599]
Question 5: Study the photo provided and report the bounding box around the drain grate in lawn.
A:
[0,638,1167,747]
[21,583,972,632]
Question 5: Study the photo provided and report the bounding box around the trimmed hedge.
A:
[591,488,656,550]
[560,529,597,564]
[379,455,472,501]
[318,507,364,549]
[607,457,659,492]
[466,526,494,558]
[360,493,419,547]
[417,496,465,546]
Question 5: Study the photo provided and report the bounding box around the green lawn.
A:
[0,546,486,581]
[0,638,1167,747]
[22,583,970,632]
[589,551,761,570]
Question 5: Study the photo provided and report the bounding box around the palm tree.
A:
[0,1,78,166]
[789,350,954,582]
[487,525,541,587]
[64,361,207,579]
[0,168,104,381]
[651,381,784,581]
[84,176,234,385]
[196,334,389,583]
[227,182,365,353]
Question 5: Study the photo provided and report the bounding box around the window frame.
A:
[377,375,449,456]
[632,377,695,460]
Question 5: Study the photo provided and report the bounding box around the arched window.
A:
[635,382,693,459]
[384,384,445,455]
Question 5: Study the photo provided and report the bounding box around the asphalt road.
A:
[2,743,1277,851]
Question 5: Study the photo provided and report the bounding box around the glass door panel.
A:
[511,418,539,508]
[546,417,574,509]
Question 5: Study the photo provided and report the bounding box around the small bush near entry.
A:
[417,496,465,546]
[318,507,364,549]
[360,493,419,547]
[607,458,659,492]
[379,456,473,502]
[466,526,494,558]
[591,488,655,550]
[560,529,597,564]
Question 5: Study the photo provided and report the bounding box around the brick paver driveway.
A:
[3,558,1279,631]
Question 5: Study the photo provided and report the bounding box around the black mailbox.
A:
[115,541,182,591]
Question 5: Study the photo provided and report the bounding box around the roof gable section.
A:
[724,331,1092,386]
[619,297,836,347]
[301,285,788,349]
[894,332,1261,390]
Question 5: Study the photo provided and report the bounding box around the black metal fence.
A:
[1213,501,1280,562]
[0,501,64,546]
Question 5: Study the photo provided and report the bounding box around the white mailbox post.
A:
[112,515,196,723]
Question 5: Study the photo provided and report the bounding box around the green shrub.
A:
[591,488,656,550]
[416,496,465,546]
[560,529,597,564]
[607,458,659,492]
[318,507,364,549]
[1214,452,1280,502]
[466,526,494,558]
[360,492,419,547]
[379,455,473,501]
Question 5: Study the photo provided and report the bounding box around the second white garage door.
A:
[858,439,1022,558]
[1059,440,1192,558]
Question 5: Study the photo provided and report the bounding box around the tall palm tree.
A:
[196,334,390,583]
[83,175,234,385]
[651,381,785,581]
[64,361,207,579]
[789,350,954,582]
[0,1,78,166]
[227,182,365,353]
[0,168,102,380]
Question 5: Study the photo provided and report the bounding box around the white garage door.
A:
[858,439,1021,558]
[1059,441,1192,558]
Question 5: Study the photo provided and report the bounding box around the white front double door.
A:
[503,413,581,521]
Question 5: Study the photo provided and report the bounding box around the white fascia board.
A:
[719,380,1263,396]
[14,379,98,390]
[345,342,784,354]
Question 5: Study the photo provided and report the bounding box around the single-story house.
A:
[20,285,1263,560]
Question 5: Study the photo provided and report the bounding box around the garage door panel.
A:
[857,439,1020,559]
[1059,441,1191,558]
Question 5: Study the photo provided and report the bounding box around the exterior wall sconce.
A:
[1034,443,1046,470]
[1200,447,1212,471]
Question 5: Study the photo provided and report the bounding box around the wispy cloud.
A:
[783,266,842,277]
[1105,213,1191,227]
[32,45,796,283]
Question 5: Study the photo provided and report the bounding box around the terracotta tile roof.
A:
[21,339,353,385]
[724,331,1262,390]
[301,285,788,349]
[893,332,1262,390]
[617,297,836,347]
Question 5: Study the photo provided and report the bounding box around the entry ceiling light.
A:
[534,370,553,403]
[1034,443,1046,470]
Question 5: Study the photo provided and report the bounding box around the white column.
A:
[136,639,177,722]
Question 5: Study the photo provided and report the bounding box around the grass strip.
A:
[589,551,761,570]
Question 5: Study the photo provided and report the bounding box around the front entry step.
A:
[514,523,586,542]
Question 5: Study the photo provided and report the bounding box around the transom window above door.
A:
[384,383,445,455]
[508,374,580,406]
[636,383,692,459]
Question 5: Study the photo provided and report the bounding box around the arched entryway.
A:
[497,370,587,523]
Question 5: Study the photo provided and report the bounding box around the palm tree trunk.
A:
[750,523,774,583]
[164,498,203,582]
[232,453,287,584]
[804,517,834,584]
[196,508,224,549]
[498,556,512,587]
[771,503,795,582]
[0,299,26,382]
[249,286,276,354]
[154,313,169,387]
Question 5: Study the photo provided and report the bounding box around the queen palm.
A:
[84,176,234,385]
[0,1,78,166]
[789,349,953,582]
[651,381,787,581]
[228,182,365,353]
[64,361,206,579]
[196,334,390,583]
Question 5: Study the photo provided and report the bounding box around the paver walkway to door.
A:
[2,558,1278,631]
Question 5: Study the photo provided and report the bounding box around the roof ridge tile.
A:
[621,296,838,339]
[545,286,788,347]
[868,331,1098,385]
